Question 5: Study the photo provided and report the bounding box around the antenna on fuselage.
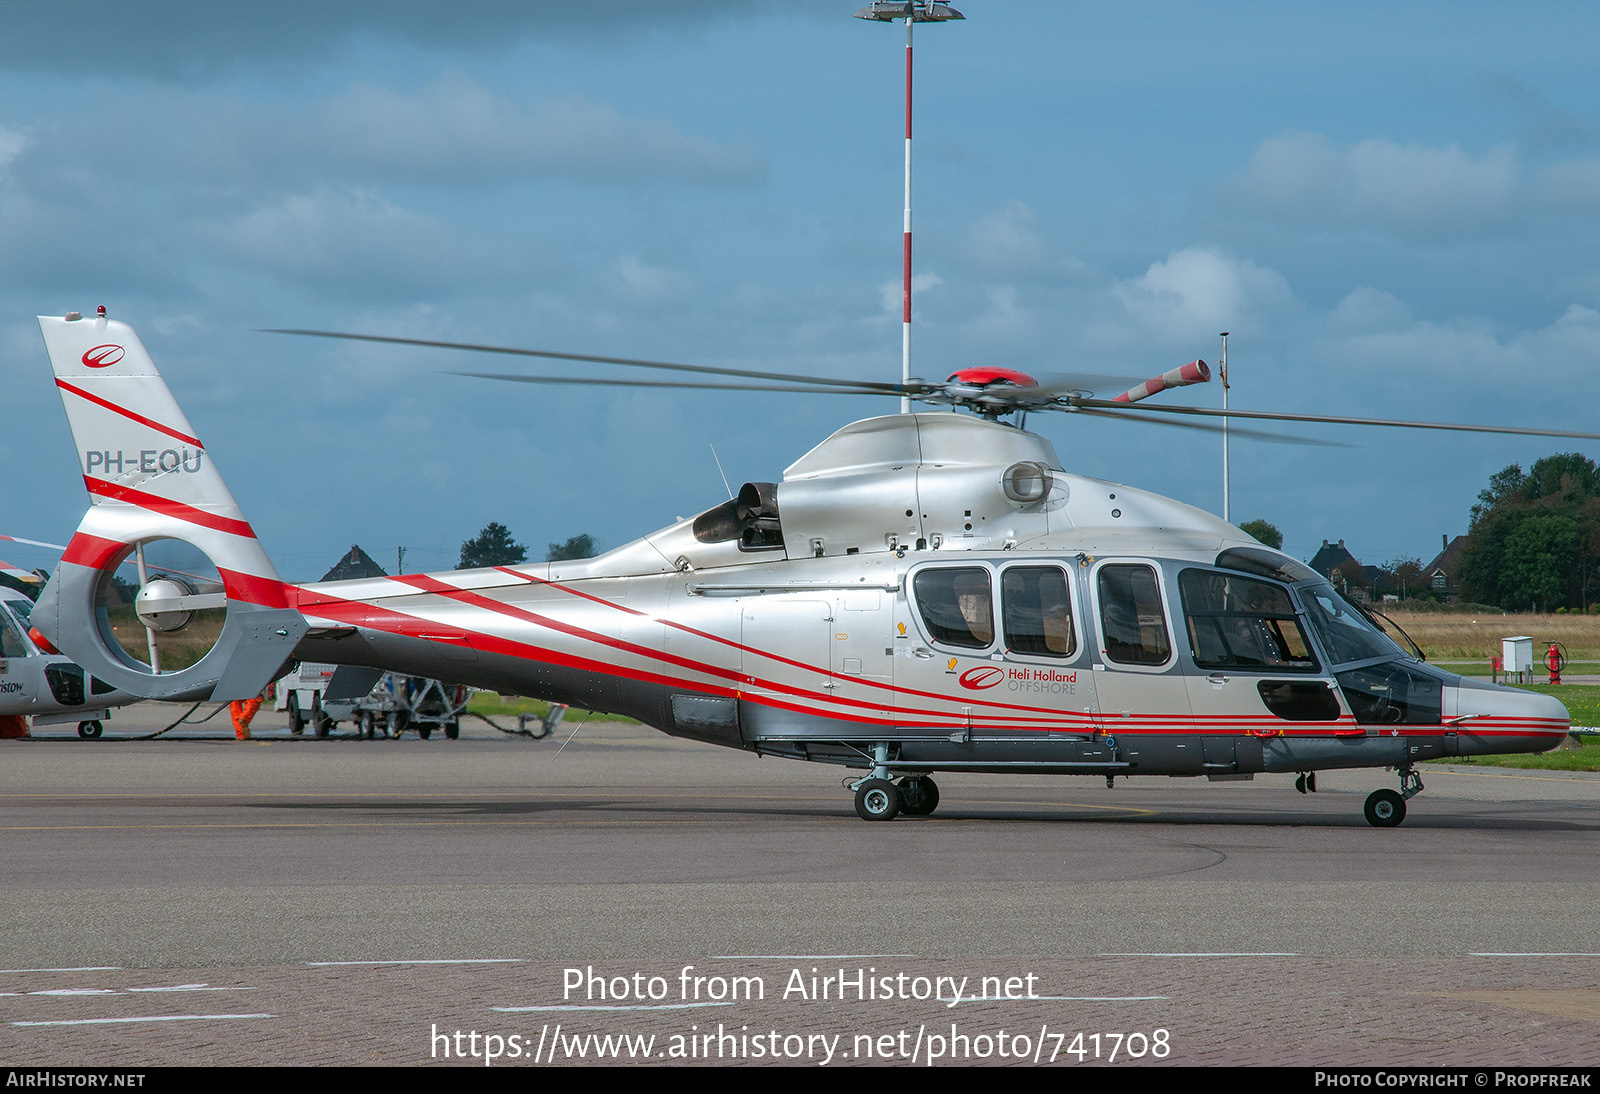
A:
[709,442,734,500]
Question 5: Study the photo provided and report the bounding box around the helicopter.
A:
[1,575,138,739]
[27,309,1583,825]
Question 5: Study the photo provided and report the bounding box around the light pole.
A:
[854,2,965,412]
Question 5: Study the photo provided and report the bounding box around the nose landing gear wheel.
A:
[854,778,901,821]
[1364,788,1407,827]
[77,720,103,739]
[897,775,940,816]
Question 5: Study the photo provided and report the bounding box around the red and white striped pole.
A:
[856,3,964,413]
[901,15,913,412]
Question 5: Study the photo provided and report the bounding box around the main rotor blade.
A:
[1068,398,1600,442]
[266,329,908,394]
[0,534,67,551]
[1072,407,1349,447]
[0,557,43,582]
[454,372,903,396]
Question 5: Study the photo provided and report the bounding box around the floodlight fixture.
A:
[853,2,964,22]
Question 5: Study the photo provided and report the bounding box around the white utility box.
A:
[1502,636,1534,674]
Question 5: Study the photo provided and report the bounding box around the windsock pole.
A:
[1221,332,1230,523]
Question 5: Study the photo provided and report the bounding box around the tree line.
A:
[1244,453,1600,612]
[1456,453,1600,612]
[457,523,598,569]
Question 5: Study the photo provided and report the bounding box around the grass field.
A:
[1441,740,1600,770]
[466,692,635,724]
[106,604,225,671]
[1386,608,1600,661]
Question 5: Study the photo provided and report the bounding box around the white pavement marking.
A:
[937,994,1168,1002]
[305,959,523,966]
[494,1002,738,1012]
[1469,952,1600,957]
[22,989,118,996]
[3,984,249,997]
[1100,952,1300,957]
[14,1013,274,1027]
[711,954,918,960]
[0,967,123,974]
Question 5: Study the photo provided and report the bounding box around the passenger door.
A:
[1089,560,1192,736]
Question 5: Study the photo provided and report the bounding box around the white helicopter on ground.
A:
[2,538,138,738]
[28,310,1587,824]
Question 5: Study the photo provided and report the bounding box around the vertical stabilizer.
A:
[33,312,306,701]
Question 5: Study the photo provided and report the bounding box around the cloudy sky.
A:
[5,1,1600,582]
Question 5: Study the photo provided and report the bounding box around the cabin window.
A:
[1097,564,1171,666]
[913,567,994,649]
[0,608,29,659]
[1002,566,1075,658]
[1179,569,1319,673]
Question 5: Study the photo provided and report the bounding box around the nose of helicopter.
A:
[1447,675,1570,759]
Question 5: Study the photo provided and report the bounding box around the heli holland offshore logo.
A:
[953,661,1080,695]
[958,666,1005,690]
[81,345,125,368]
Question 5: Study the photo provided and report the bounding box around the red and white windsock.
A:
[1112,360,1211,404]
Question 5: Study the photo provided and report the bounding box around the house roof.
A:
[320,544,389,582]
[1425,534,1469,577]
[1308,539,1357,578]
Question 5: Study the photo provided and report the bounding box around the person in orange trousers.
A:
[229,683,270,740]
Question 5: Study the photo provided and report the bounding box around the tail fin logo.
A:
[81,345,125,369]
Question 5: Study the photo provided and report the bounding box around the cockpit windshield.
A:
[1297,582,1405,666]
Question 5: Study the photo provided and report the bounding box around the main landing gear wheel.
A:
[77,720,103,739]
[287,697,304,735]
[854,778,901,821]
[1364,788,1407,828]
[897,775,940,816]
